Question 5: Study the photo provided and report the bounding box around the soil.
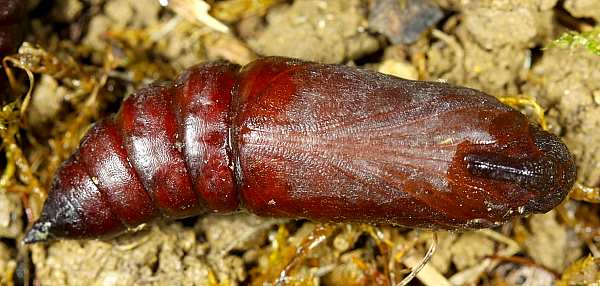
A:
[1,0,599,285]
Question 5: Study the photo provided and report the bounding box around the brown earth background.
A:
[1,0,599,285]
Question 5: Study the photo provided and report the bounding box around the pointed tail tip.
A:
[23,221,52,244]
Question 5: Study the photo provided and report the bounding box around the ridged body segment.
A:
[78,119,156,228]
[172,63,240,213]
[119,84,202,218]
[25,57,576,242]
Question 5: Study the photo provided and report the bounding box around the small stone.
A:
[368,0,443,44]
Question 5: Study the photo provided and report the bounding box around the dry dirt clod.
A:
[247,0,379,64]
[564,0,600,22]
[449,232,495,271]
[523,211,583,272]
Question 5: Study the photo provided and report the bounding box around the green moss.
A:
[549,27,600,56]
